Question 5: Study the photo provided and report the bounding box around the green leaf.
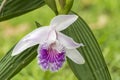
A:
[0,0,45,22]
[63,13,112,80]
[0,45,38,80]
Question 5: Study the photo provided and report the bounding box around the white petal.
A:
[12,40,38,56]
[47,30,56,44]
[23,26,50,43]
[66,49,85,64]
[57,32,84,49]
[12,26,49,56]
[50,15,78,31]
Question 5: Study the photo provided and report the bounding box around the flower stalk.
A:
[45,0,74,15]
[56,0,74,14]
[44,0,58,15]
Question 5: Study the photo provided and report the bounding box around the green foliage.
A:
[94,24,120,80]
[0,0,45,21]
[0,0,119,80]
[0,45,38,80]
[62,14,111,80]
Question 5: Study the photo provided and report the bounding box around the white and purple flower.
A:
[12,15,85,72]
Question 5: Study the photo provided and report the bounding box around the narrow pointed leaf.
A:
[63,13,112,80]
[35,21,42,27]
[0,45,38,80]
[0,0,45,21]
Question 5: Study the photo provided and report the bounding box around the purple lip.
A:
[38,43,66,71]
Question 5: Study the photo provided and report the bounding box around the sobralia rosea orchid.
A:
[11,15,85,72]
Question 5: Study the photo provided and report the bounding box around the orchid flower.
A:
[12,15,85,72]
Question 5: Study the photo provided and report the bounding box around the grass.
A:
[0,0,120,80]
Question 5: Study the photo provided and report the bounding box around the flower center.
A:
[38,42,66,71]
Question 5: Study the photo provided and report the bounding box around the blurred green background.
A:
[0,0,120,80]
